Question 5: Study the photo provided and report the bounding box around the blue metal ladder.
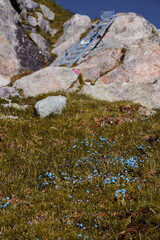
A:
[58,11,115,67]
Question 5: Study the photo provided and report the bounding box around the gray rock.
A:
[14,66,78,97]
[40,4,55,20]
[58,14,91,45]
[97,41,160,85]
[75,48,122,81]
[0,0,21,78]
[96,13,155,50]
[0,74,10,87]
[51,33,81,63]
[0,0,43,78]
[36,12,50,33]
[29,32,50,60]
[34,95,67,117]
[27,15,37,27]
[0,0,19,23]
[15,24,42,71]
[0,87,20,98]
[16,0,38,11]
[49,28,57,37]
[1,103,28,110]
[52,14,91,58]
[79,81,160,109]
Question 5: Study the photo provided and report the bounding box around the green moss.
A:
[34,0,74,44]
[151,26,159,37]
[80,27,92,40]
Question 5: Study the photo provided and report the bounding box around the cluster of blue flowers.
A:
[0,197,10,209]
[37,134,150,237]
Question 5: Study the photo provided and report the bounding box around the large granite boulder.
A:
[97,41,160,85]
[52,14,91,60]
[80,81,160,109]
[96,13,156,50]
[75,48,123,81]
[34,95,67,117]
[13,67,78,97]
[69,13,160,109]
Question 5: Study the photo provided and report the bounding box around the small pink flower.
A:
[73,69,81,76]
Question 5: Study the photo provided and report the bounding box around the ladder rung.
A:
[76,46,88,50]
[70,52,81,55]
[65,57,76,60]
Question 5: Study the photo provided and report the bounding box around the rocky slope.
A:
[0,0,75,83]
[0,0,160,111]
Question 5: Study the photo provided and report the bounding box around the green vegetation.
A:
[80,27,92,40]
[0,91,160,239]
[33,0,74,44]
[151,26,159,37]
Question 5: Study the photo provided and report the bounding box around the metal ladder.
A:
[58,11,115,67]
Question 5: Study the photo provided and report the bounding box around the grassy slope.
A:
[0,92,160,239]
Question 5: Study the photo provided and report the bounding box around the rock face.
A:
[34,96,67,117]
[72,13,160,109]
[14,67,78,97]
[52,14,91,61]
[40,4,55,20]
[0,0,43,80]
[29,32,51,62]
[0,0,20,79]
[15,24,42,71]
[76,48,123,81]
[80,81,160,109]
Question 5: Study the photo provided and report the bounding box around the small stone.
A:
[0,87,20,98]
[138,107,157,116]
[27,16,37,27]
[0,116,18,120]
[1,103,28,110]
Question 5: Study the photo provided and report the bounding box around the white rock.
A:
[34,95,67,117]
[14,67,78,97]
[27,15,37,27]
